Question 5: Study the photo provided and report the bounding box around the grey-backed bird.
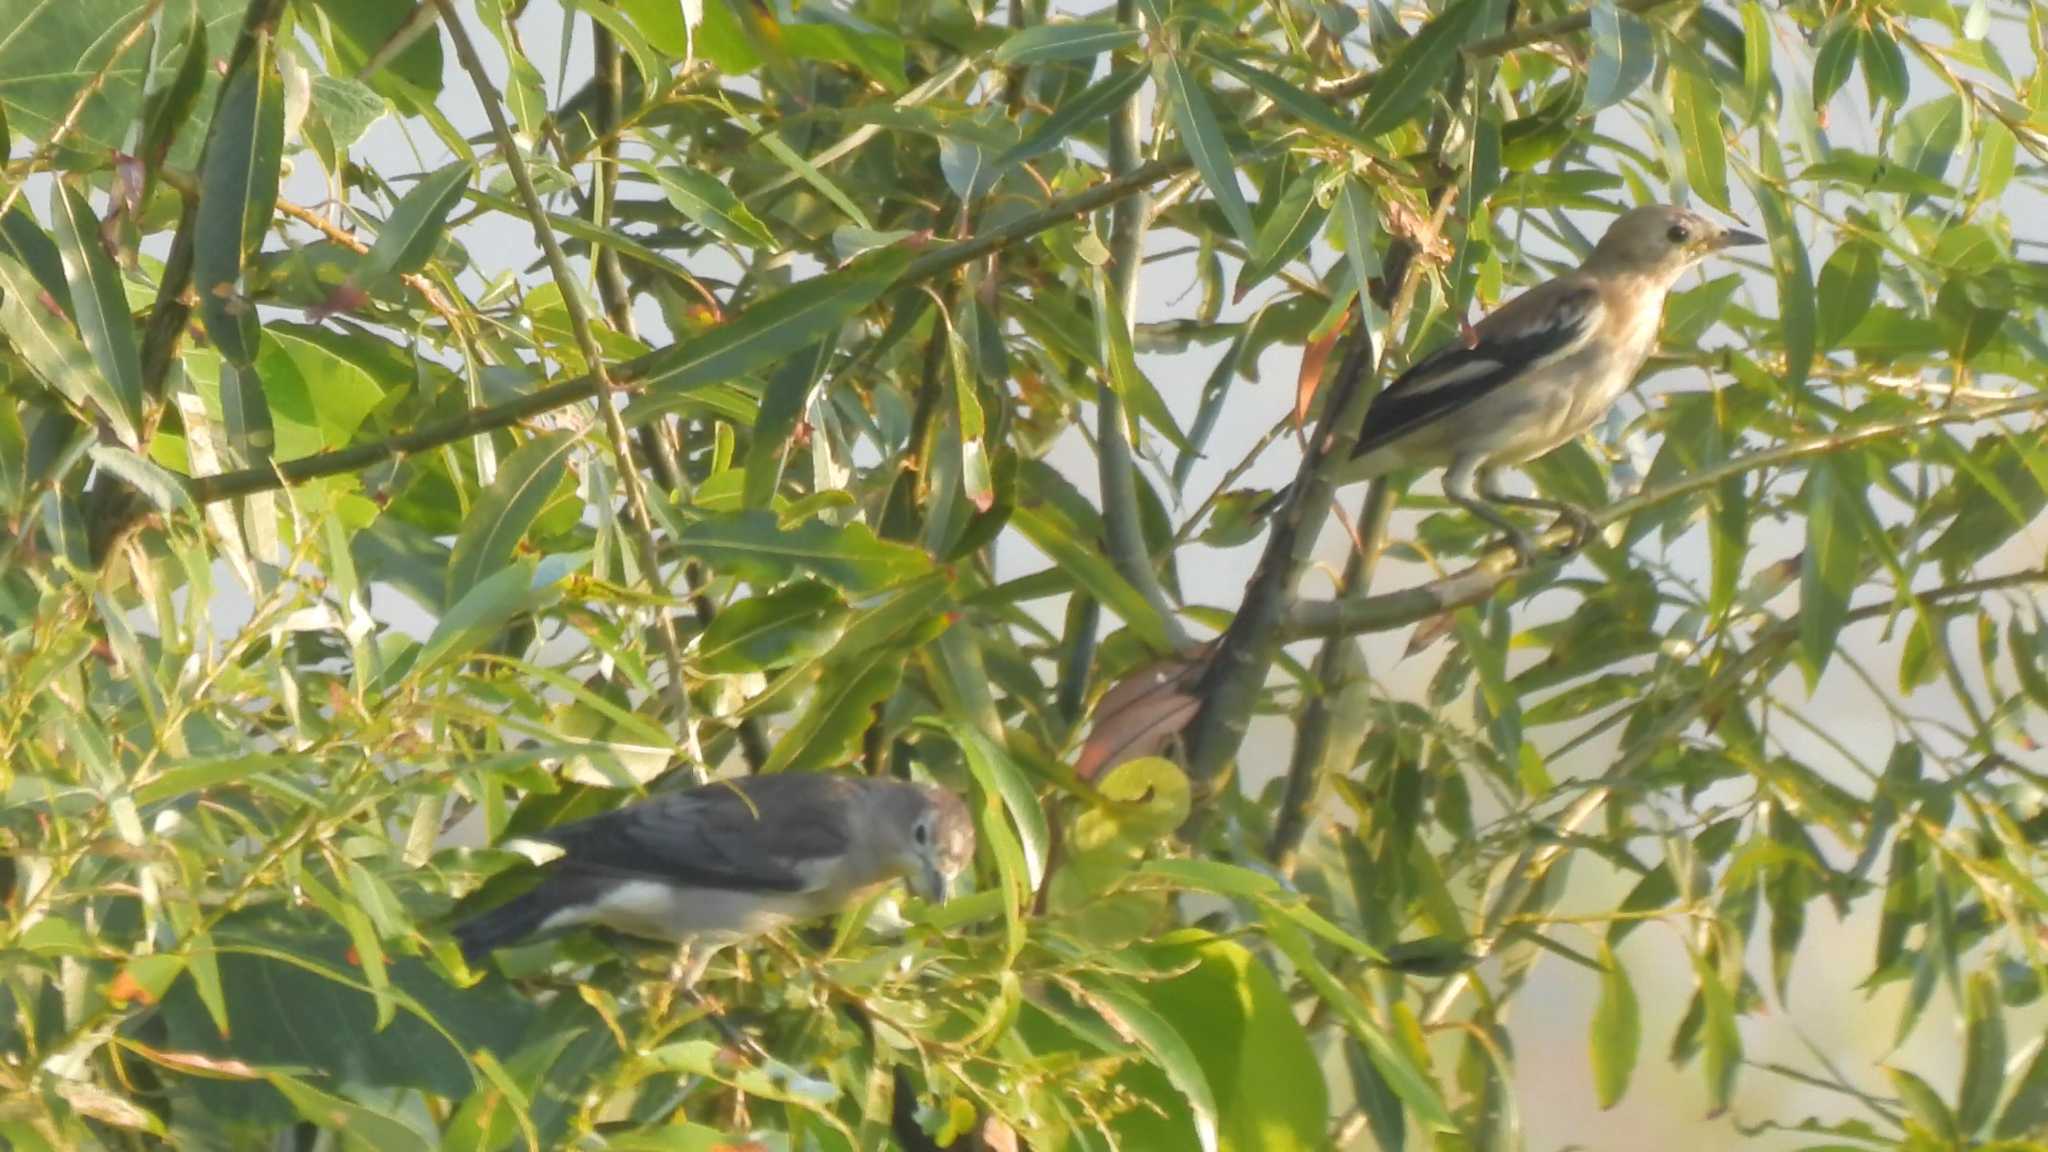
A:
[454,774,976,984]
[1335,204,1762,561]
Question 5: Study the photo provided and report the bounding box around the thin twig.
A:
[432,0,697,743]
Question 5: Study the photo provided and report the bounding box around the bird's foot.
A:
[1501,526,1539,569]
[1549,505,1597,551]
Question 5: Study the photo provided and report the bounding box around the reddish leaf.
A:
[1294,324,1345,433]
[1078,654,1206,780]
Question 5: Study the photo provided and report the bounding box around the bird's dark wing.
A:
[1352,280,1603,459]
[537,775,857,893]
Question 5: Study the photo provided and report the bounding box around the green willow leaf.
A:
[1009,506,1171,653]
[1811,19,1858,109]
[759,646,902,774]
[1695,953,1741,1114]
[1815,239,1880,351]
[445,430,579,610]
[1202,54,1377,151]
[141,14,208,168]
[1672,65,1729,211]
[936,717,1050,892]
[1799,454,1865,688]
[999,65,1148,167]
[1235,170,1328,300]
[671,511,932,593]
[697,582,847,674]
[51,183,142,440]
[1956,973,2006,1136]
[1071,980,1221,1152]
[1155,55,1254,245]
[1585,0,1654,111]
[634,247,908,396]
[1094,270,1189,452]
[0,252,136,444]
[361,161,472,285]
[195,36,284,369]
[1590,945,1640,1108]
[994,21,1137,65]
[1995,1039,2048,1138]
[1739,1,1772,122]
[1887,1067,1958,1143]
[743,338,834,508]
[629,160,777,249]
[1357,0,1481,138]
[1751,136,1815,391]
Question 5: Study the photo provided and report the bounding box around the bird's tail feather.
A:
[453,888,558,963]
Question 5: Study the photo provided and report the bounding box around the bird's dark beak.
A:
[912,862,951,904]
[1715,228,1765,249]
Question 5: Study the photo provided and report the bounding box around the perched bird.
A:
[1333,204,1762,561]
[454,774,976,984]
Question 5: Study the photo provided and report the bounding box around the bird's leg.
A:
[1476,472,1596,550]
[1445,460,1537,566]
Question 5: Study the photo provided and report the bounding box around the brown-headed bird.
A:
[1334,204,1762,561]
[454,774,976,984]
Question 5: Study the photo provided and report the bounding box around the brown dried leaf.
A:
[1077,653,1207,781]
[1385,198,1453,264]
[1294,324,1345,433]
[1405,611,1457,658]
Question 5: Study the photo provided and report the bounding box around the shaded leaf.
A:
[637,247,908,395]
[1585,0,1654,111]
[1156,55,1254,245]
[195,38,284,367]
[672,511,931,593]
[1815,240,1880,351]
[1358,0,1482,138]
[445,430,579,610]
[0,252,136,443]
[1590,945,1640,1108]
[994,21,1137,65]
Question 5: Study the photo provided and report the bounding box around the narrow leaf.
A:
[1586,0,1655,110]
[1358,0,1481,138]
[50,183,143,439]
[630,160,777,249]
[637,247,908,396]
[0,253,133,441]
[999,66,1148,167]
[195,38,284,367]
[1673,65,1729,211]
[994,21,1137,65]
[1799,454,1865,688]
[361,161,471,284]
[1155,55,1254,244]
[1815,240,1880,351]
[1590,945,1640,1108]
[445,430,578,610]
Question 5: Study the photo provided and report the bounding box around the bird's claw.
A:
[1502,527,1539,569]
[1550,506,1597,550]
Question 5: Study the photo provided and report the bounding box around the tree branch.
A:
[432,0,697,737]
[1282,391,2048,640]
[183,155,1195,507]
[1267,482,1392,874]
[1097,0,1192,653]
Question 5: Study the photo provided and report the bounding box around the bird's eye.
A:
[1667,223,1691,244]
[914,821,930,846]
